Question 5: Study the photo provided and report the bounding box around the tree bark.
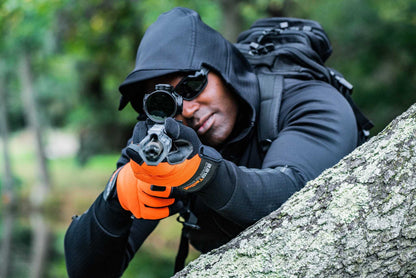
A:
[18,52,51,207]
[173,103,416,278]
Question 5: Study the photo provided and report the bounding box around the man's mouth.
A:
[196,114,214,135]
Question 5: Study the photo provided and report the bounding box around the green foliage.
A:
[304,0,416,134]
[0,0,76,131]
[2,0,412,144]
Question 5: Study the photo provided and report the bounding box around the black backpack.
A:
[234,17,373,151]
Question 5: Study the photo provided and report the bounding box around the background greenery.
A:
[1,0,415,277]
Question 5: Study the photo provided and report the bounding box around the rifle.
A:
[126,84,185,165]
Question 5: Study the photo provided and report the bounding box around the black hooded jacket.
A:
[65,8,358,277]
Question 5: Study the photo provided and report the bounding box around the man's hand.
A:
[128,118,222,192]
[105,117,222,220]
[114,164,183,219]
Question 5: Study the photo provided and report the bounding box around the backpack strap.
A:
[174,201,200,273]
[342,93,374,144]
[174,229,190,273]
[256,72,284,152]
[328,69,374,145]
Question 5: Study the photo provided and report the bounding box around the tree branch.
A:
[174,103,416,277]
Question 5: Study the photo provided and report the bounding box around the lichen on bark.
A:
[173,104,416,278]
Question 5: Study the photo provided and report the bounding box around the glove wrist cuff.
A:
[199,145,222,162]
[176,146,222,192]
[103,167,124,201]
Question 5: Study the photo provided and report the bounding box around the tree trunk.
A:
[0,71,14,278]
[173,103,416,278]
[218,0,245,42]
[0,207,14,278]
[0,72,14,205]
[18,52,51,207]
[29,212,51,278]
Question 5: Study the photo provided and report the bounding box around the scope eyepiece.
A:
[143,84,183,123]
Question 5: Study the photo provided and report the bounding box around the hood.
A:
[118,7,259,124]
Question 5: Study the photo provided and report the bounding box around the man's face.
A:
[144,71,239,147]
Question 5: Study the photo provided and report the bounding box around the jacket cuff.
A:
[93,193,133,236]
[196,160,235,210]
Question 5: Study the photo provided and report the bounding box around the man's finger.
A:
[140,190,175,207]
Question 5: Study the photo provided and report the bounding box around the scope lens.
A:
[145,91,176,123]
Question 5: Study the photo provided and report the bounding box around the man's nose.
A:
[181,100,199,118]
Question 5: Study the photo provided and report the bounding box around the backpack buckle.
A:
[249,42,275,55]
[257,28,282,44]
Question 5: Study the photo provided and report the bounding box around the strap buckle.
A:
[176,207,200,230]
[249,28,281,55]
[329,69,354,95]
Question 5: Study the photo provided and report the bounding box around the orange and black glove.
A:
[103,164,185,220]
[126,118,222,193]
[103,120,185,220]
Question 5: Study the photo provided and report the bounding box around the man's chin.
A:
[200,134,226,149]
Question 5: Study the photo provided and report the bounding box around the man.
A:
[64,7,358,277]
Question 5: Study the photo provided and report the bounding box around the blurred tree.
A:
[19,52,51,207]
[0,207,15,278]
[0,67,14,206]
[0,10,16,278]
[29,212,51,278]
[218,0,245,41]
[0,69,15,278]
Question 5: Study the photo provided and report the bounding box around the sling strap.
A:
[174,228,190,273]
[256,73,284,152]
[174,204,200,273]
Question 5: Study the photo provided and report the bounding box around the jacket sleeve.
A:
[197,80,358,226]
[64,143,159,277]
